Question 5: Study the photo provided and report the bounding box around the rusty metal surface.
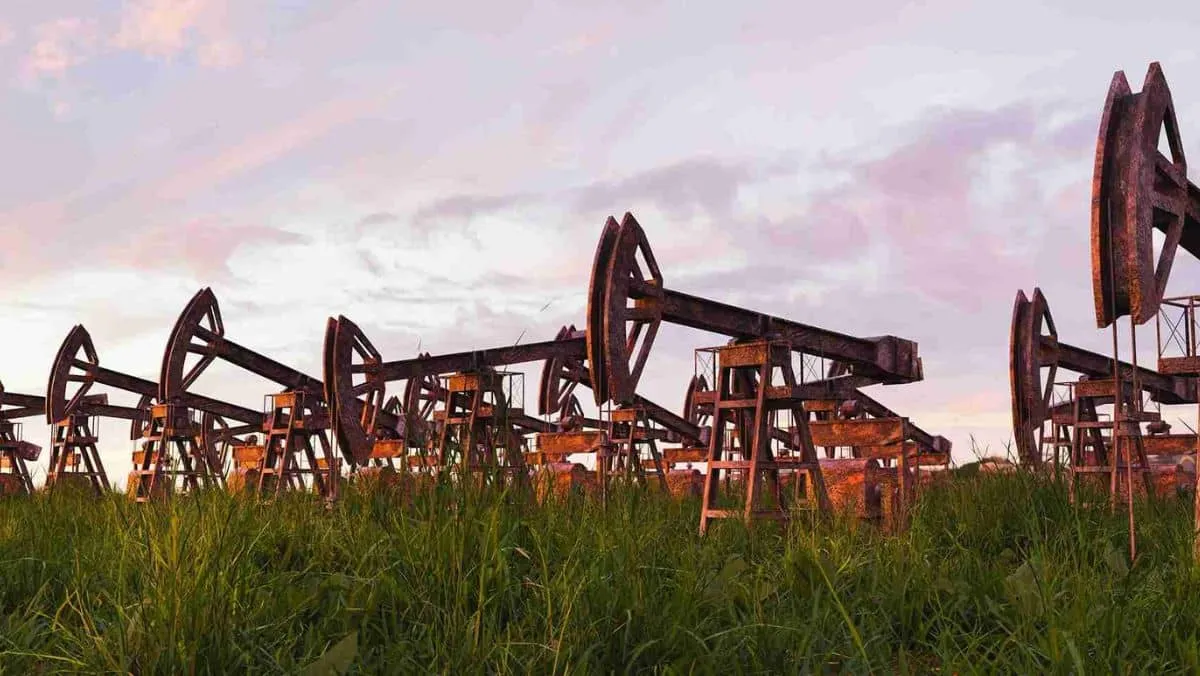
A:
[836,390,951,455]
[532,430,607,461]
[588,213,923,405]
[808,418,907,448]
[1141,433,1198,456]
[1092,62,1200,327]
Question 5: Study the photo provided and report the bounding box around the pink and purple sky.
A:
[4,1,1200,480]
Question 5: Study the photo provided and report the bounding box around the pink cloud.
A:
[22,17,99,79]
[111,0,244,68]
[113,0,220,57]
[547,24,616,57]
[797,104,1092,313]
[149,96,383,202]
[0,201,67,274]
[103,218,303,278]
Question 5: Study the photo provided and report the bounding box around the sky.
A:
[4,0,1200,484]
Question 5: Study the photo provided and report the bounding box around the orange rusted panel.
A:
[536,431,606,456]
[809,418,906,447]
[664,448,707,464]
[718,342,773,368]
[666,469,703,498]
[911,452,950,466]
[609,408,641,423]
[1087,464,1183,500]
[1074,378,1116,398]
[764,385,798,400]
[370,439,407,459]
[1159,356,1200,376]
[446,371,504,393]
[269,391,300,409]
[801,399,841,412]
[226,468,260,494]
[232,444,265,466]
[534,462,596,503]
[817,458,881,520]
[1142,434,1197,456]
[858,441,919,459]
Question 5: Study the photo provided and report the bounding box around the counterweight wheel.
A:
[325,315,386,465]
[538,325,586,415]
[684,375,711,428]
[401,357,444,451]
[46,325,99,424]
[594,214,665,405]
[1092,62,1190,327]
[160,287,225,401]
[586,217,622,405]
[1010,288,1059,464]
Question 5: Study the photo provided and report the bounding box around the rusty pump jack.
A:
[583,213,925,534]
[42,324,153,496]
[160,289,347,500]
[1091,62,1200,559]
[1010,288,1195,478]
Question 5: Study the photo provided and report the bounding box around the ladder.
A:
[1068,376,1153,508]
[435,371,526,489]
[46,413,110,496]
[257,391,337,500]
[699,340,830,535]
[131,403,222,502]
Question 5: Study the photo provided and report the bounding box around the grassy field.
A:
[1,471,1199,673]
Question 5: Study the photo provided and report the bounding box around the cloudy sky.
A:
[4,0,1200,482]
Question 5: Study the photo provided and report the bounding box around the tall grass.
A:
[1,472,1199,673]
